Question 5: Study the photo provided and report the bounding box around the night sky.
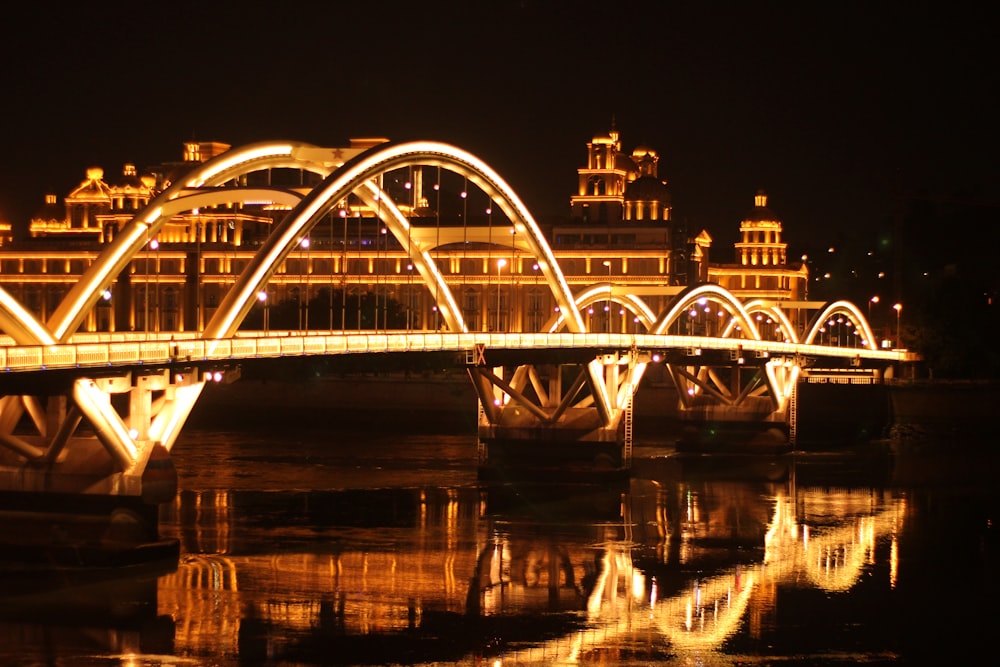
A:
[1,1,996,251]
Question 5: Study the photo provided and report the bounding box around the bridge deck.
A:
[0,330,913,375]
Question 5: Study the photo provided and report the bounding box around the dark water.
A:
[2,426,998,666]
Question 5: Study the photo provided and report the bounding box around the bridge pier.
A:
[662,350,797,453]
[0,366,216,566]
[469,350,644,478]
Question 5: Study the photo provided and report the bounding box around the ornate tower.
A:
[570,122,634,223]
[570,121,672,225]
[735,190,787,266]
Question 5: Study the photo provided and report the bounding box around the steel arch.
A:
[803,300,877,348]
[742,299,800,344]
[204,140,584,339]
[543,284,657,333]
[44,141,330,342]
[651,283,762,340]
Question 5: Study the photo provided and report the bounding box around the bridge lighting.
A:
[893,303,902,346]
[602,261,612,332]
[300,237,310,249]
[101,289,112,301]
[496,258,508,331]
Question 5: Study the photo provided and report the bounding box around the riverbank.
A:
[887,379,1000,442]
[188,373,1000,448]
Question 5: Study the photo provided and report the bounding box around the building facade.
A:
[0,130,807,336]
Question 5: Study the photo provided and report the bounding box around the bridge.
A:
[0,139,914,551]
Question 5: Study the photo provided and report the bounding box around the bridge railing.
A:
[0,330,914,374]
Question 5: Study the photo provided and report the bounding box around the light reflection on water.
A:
[1,429,998,666]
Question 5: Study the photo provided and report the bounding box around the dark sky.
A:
[1,1,996,250]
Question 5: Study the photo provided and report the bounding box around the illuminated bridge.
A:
[0,139,914,533]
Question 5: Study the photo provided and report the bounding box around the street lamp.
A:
[257,290,269,333]
[893,303,902,347]
[150,239,159,333]
[299,237,310,330]
[602,260,612,332]
[496,258,507,331]
[869,295,879,324]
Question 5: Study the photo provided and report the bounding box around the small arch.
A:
[652,283,762,341]
[804,300,876,349]
[544,284,656,333]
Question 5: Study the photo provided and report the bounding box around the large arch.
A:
[204,140,584,339]
[0,286,57,346]
[45,141,333,342]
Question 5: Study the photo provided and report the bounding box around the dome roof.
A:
[743,190,780,224]
[624,175,671,203]
[631,145,657,158]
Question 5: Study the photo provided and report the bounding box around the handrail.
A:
[0,330,914,374]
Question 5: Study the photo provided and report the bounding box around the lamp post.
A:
[299,237,310,330]
[602,260,612,333]
[150,238,159,333]
[868,295,879,323]
[893,303,902,347]
[496,258,507,331]
[258,290,269,334]
[143,234,151,336]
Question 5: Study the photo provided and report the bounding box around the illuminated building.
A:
[709,189,808,301]
[0,129,807,333]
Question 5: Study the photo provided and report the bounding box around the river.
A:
[1,422,998,666]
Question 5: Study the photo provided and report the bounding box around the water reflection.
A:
[2,435,995,666]
[157,459,906,664]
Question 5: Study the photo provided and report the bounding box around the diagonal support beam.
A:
[72,378,139,472]
[471,367,553,422]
